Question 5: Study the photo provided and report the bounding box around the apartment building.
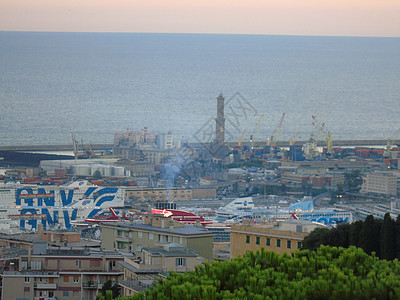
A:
[361,171,398,196]
[119,243,205,297]
[100,215,214,260]
[1,242,124,300]
[230,219,323,258]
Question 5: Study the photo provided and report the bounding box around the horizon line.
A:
[1,30,399,39]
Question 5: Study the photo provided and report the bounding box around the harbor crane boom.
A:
[251,114,264,150]
[238,130,247,147]
[71,133,79,160]
[269,113,286,153]
[385,128,400,157]
[289,132,301,146]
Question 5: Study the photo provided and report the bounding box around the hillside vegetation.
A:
[119,246,400,300]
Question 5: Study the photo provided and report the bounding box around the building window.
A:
[158,234,162,242]
[75,260,81,267]
[138,231,143,238]
[277,239,281,247]
[256,237,260,245]
[287,240,291,249]
[246,235,250,244]
[149,233,154,240]
[266,238,270,246]
[49,291,54,297]
[179,237,183,244]
[298,242,302,249]
[64,276,69,282]
[63,291,69,297]
[176,258,186,266]
[73,276,79,283]
[24,277,30,283]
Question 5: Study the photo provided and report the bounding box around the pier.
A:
[0,144,113,151]
[0,140,396,152]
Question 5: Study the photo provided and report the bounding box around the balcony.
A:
[115,235,133,242]
[34,283,57,289]
[82,281,103,289]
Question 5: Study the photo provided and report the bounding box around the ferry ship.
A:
[214,197,353,226]
[0,180,125,230]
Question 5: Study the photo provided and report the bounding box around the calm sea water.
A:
[0,32,399,146]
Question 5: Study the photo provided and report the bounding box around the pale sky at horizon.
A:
[1,0,399,37]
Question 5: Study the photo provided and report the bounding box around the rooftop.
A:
[104,222,213,236]
[143,244,198,257]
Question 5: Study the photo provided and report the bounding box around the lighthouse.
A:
[215,92,225,145]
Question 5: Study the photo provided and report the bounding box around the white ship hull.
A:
[0,180,125,230]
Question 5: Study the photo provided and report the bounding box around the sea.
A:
[0,32,399,146]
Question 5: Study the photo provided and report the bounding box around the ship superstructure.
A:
[0,180,125,230]
[214,197,353,226]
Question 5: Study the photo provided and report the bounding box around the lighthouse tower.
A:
[215,92,225,145]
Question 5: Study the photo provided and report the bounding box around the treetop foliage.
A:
[303,213,400,261]
[119,246,400,300]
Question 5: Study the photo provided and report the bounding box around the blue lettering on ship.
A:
[301,213,350,226]
[16,187,118,230]
[60,190,75,206]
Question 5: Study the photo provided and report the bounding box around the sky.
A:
[1,0,399,37]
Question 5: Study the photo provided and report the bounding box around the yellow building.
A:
[230,219,323,258]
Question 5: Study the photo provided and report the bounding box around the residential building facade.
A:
[119,243,205,297]
[230,219,323,258]
[100,215,214,260]
[1,243,124,300]
[361,171,398,196]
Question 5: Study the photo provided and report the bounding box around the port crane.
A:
[237,130,247,148]
[71,133,79,160]
[250,114,264,150]
[385,128,400,157]
[289,132,301,146]
[268,113,286,154]
[306,116,333,159]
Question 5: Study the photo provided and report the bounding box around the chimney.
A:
[27,246,32,268]
[37,223,43,236]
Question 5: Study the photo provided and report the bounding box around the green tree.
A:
[380,213,396,260]
[327,223,350,248]
[119,246,400,300]
[395,214,400,258]
[359,215,380,256]
[98,280,120,299]
[93,170,103,179]
[349,220,363,247]
[302,227,330,250]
